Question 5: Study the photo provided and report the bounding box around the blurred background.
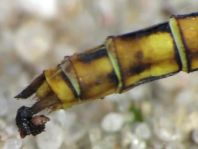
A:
[0,0,198,149]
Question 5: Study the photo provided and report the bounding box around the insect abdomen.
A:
[18,12,198,108]
[15,12,198,138]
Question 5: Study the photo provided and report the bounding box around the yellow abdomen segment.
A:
[109,23,181,91]
[70,46,118,99]
[44,68,77,105]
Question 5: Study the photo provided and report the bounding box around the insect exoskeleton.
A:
[15,12,198,138]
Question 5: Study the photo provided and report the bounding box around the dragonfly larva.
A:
[15,12,198,138]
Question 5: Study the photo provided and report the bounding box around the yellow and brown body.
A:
[15,11,198,138]
[16,12,198,109]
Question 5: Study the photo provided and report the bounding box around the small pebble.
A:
[121,129,133,148]
[50,110,76,129]
[89,127,102,144]
[130,135,146,149]
[154,117,181,142]
[135,123,151,140]
[128,85,149,101]
[36,122,63,149]
[15,21,53,64]
[101,113,124,133]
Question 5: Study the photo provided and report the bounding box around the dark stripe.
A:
[128,63,151,75]
[78,46,107,63]
[118,22,170,40]
[60,71,78,98]
[174,12,198,19]
[107,71,119,87]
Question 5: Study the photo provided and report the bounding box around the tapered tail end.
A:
[15,73,45,99]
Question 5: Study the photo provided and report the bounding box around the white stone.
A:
[128,86,148,101]
[50,110,76,129]
[130,135,146,149]
[154,117,181,142]
[89,127,102,144]
[135,123,151,140]
[101,113,124,133]
[15,21,53,63]
[36,122,63,149]
[121,131,133,148]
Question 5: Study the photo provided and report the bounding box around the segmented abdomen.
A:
[36,12,198,108]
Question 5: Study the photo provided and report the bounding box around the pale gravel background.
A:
[0,0,197,149]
